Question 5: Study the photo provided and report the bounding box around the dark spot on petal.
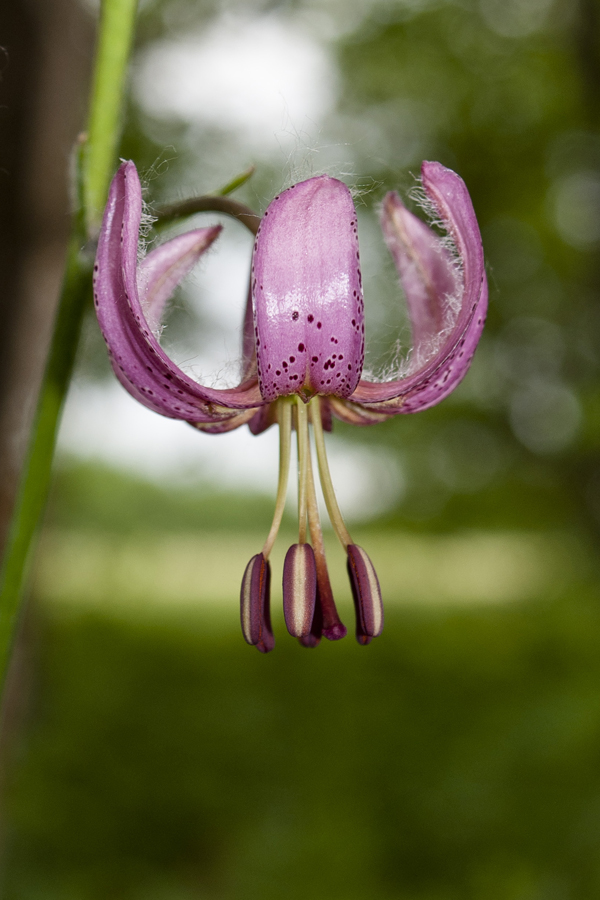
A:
[317,322,322,329]
[298,343,305,352]
[292,311,299,321]
[307,314,314,323]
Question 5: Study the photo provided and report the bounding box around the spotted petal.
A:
[351,161,487,413]
[94,161,263,426]
[252,176,365,402]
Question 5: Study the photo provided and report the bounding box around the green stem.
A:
[83,0,139,233]
[0,239,91,686]
[156,196,260,236]
[0,0,139,695]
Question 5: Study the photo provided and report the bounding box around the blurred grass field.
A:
[2,463,600,899]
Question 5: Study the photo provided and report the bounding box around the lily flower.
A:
[94,160,487,652]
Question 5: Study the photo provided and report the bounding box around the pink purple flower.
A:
[94,160,487,652]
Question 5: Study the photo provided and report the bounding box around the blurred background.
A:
[2,0,600,896]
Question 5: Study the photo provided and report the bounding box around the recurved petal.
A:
[352,161,487,413]
[328,396,394,426]
[240,284,257,382]
[190,407,260,433]
[138,229,220,333]
[94,161,264,426]
[380,191,459,353]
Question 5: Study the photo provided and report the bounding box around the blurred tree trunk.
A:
[0,0,93,555]
[0,0,93,843]
[566,0,600,545]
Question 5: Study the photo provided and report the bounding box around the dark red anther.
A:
[298,585,323,648]
[240,553,274,653]
[346,544,383,645]
[282,543,317,638]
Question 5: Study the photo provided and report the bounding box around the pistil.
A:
[295,396,310,544]
[304,425,347,641]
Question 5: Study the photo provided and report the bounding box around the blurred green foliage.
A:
[330,0,600,543]
[4,593,600,899]
[48,461,277,536]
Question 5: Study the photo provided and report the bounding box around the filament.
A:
[310,396,353,549]
[262,398,293,559]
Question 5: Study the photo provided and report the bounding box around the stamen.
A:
[262,398,293,559]
[298,597,323,648]
[347,544,384,645]
[296,396,310,544]
[282,543,317,638]
[311,397,384,646]
[310,396,353,549]
[240,553,275,653]
[304,424,347,641]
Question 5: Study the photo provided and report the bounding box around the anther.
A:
[298,588,323,648]
[240,553,275,653]
[282,543,317,638]
[346,544,384,645]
